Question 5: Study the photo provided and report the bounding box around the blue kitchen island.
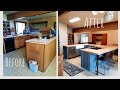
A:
[80,44,118,75]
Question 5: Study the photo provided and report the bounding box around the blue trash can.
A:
[29,60,39,72]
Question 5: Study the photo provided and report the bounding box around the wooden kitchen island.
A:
[25,37,56,72]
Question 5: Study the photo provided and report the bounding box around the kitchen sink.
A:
[89,47,102,50]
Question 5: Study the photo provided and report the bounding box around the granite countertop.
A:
[25,37,56,45]
[3,34,39,39]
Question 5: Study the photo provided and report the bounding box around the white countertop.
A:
[64,44,88,49]
[64,44,118,55]
[3,34,38,39]
[81,45,118,55]
[25,37,56,45]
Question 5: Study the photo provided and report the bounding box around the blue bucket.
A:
[29,60,39,72]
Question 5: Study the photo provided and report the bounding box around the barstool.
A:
[109,49,118,65]
[96,52,111,75]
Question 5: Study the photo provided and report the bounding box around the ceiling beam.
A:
[7,11,53,20]
[58,11,70,17]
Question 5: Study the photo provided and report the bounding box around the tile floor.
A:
[3,47,56,76]
[63,56,118,76]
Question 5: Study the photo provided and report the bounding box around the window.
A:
[15,22,26,34]
[81,34,88,43]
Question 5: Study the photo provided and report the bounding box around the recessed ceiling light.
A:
[92,11,105,15]
[100,11,105,13]
[92,11,100,15]
[69,17,80,23]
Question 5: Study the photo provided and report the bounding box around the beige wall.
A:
[73,21,118,45]
[77,32,92,42]
[74,30,118,45]
[59,21,68,54]
[29,16,56,28]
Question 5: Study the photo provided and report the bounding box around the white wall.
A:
[3,13,7,21]
[59,21,68,54]
[67,25,72,34]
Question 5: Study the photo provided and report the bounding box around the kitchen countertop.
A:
[3,34,38,39]
[81,44,118,55]
[25,37,56,45]
[64,44,118,55]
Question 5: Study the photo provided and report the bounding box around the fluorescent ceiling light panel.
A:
[100,11,105,13]
[17,17,26,19]
[92,11,99,15]
[92,11,105,15]
[69,17,80,23]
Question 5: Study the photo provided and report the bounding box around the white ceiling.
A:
[3,11,18,15]
[59,11,118,29]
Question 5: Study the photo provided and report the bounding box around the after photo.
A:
[58,11,118,76]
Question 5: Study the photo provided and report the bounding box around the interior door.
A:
[101,34,107,45]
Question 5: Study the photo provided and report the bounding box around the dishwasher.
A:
[4,37,15,53]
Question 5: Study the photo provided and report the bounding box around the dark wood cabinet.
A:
[92,34,107,45]
[92,34,96,44]
[101,34,107,45]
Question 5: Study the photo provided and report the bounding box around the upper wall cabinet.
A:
[3,21,11,35]
[101,34,107,45]
[92,34,107,45]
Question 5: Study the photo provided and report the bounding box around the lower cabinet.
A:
[14,35,38,50]
[19,36,25,47]
[84,45,89,48]
[81,51,96,73]
[25,35,30,40]
[14,35,30,49]
[14,37,20,49]
[30,35,38,39]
